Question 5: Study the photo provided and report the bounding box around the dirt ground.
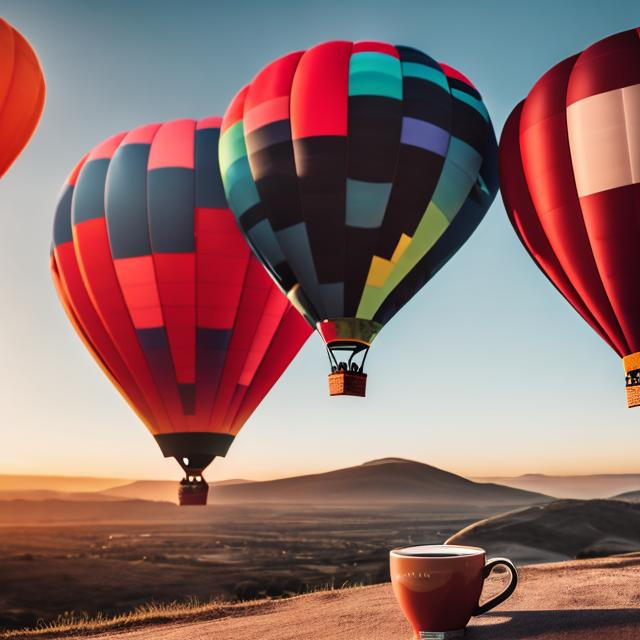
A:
[67,554,640,640]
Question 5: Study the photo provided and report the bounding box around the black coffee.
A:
[402,552,463,557]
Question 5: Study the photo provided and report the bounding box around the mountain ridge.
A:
[0,458,549,509]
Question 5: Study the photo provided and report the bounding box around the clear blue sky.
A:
[0,0,639,481]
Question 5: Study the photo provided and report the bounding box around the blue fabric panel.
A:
[105,144,151,259]
[147,168,195,253]
[72,159,109,224]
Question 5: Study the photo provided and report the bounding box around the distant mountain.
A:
[0,460,547,515]
[0,474,131,493]
[447,499,640,564]
[212,458,550,507]
[472,473,640,499]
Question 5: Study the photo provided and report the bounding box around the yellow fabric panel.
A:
[366,255,394,288]
[356,203,450,319]
[391,233,412,263]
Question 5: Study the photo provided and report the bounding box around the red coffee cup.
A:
[390,544,517,638]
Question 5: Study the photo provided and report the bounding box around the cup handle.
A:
[473,557,518,616]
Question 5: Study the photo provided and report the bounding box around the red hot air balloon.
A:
[500,27,640,408]
[51,118,311,505]
[0,18,45,178]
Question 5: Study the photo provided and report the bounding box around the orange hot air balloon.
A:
[0,18,45,178]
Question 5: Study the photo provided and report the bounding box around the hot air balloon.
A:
[51,118,311,505]
[219,41,498,397]
[0,18,45,178]
[499,27,640,408]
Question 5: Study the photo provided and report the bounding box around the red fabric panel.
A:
[87,132,126,161]
[290,41,351,139]
[121,123,161,145]
[438,63,477,90]
[221,86,249,134]
[244,96,290,134]
[519,57,629,354]
[567,29,640,105]
[53,244,155,424]
[223,384,248,434]
[579,184,640,353]
[499,104,619,354]
[230,306,311,435]
[245,50,303,112]
[353,41,399,58]
[73,218,174,434]
[239,288,288,386]
[207,259,273,432]
[147,119,196,170]
[153,253,196,383]
[196,208,250,329]
[113,256,163,328]
[197,116,222,130]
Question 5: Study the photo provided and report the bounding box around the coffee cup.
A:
[390,544,517,639]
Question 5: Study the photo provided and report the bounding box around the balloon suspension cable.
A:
[325,342,370,374]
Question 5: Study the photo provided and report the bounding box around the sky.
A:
[0,0,639,483]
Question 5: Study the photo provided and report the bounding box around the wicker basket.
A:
[328,371,367,397]
[178,481,209,506]
[626,384,640,408]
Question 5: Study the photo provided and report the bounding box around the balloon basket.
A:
[328,371,367,397]
[626,384,640,408]
[178,479,209,506]
[623,353,640,408]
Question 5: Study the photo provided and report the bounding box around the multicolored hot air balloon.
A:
[499,27,640,408]
[51,118,311,505]
[0,18,45,178]
[220,40,498,397]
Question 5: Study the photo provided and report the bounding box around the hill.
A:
[613,489,640,502]
[212,458,550,507]
[447,499,640,564]
[0,474,130,493]
[473,473,640,499]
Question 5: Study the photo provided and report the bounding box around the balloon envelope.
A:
[499,27,640,407]
[219,40,498,395]
[51,118,311,503]
[0,18,45,178]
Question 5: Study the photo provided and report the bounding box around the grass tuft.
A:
[0,582,370,639]
[0,596,265,639]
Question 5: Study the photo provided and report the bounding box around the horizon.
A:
[1,1,639,482]
[4,456,640,485]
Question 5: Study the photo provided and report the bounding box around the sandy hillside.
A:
[63,555,640,640]
[447,499,640,564]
